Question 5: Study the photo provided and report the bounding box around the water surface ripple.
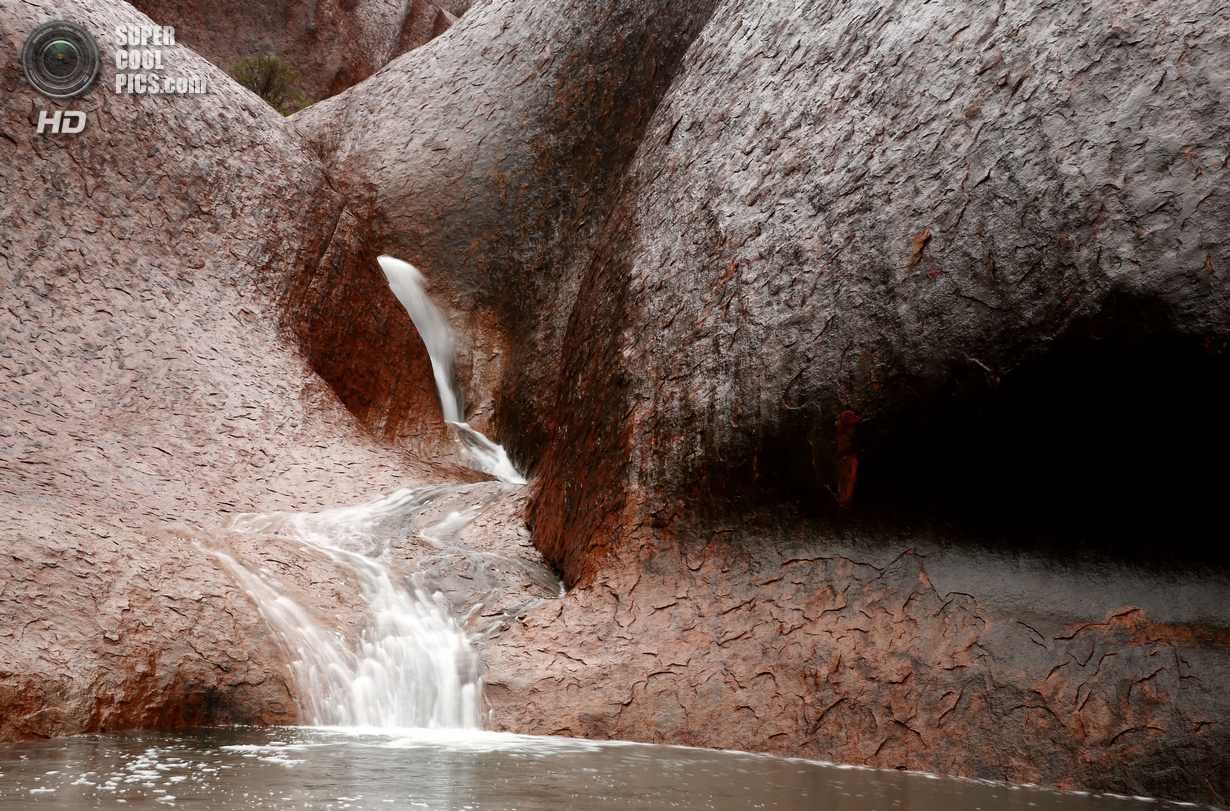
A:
[0,728,1199,811]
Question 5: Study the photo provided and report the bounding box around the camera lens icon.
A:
[22,20,100,99]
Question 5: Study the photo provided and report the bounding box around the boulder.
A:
[482,0,1230,803]
[0,0,467,739]
[532,0,1230,584]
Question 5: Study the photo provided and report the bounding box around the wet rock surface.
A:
[0,506,298,741]
[0,0,470,740]
[130,0,468,104]
[292,0,719,450]
[219,482,559,651]
[3,0,1229,804]
[493,0,1230,804]
[484,536,1230,805]
[532,0,1230,584]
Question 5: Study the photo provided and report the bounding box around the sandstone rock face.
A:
[0,0,468,739]
[5,0,1230,804]
[1,507,298,741]
[130,0,467,104]
[484,0,1230,803]
[292,0,719,452]
[485,538,1230,805]
[532,0,1230,584]
[290,0,1230,802]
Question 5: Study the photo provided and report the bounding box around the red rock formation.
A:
[396,0,458,56]
[502,0,1230,804]
[296,0,1230,804]
[129,0,468,104]
[0,0,470,739]
[292,0,720,447]
[531,0,1230,587]
[5,0,1229,804]
[485,536,1230,804]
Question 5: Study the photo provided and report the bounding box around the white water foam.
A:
[212,259,533,731]
[219,490,485,730]
[378,255,464,423]
[378,255,527,484]
[446,420,526,485]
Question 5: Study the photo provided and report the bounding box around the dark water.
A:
[0,728,1197,811]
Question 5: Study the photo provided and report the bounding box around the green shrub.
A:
[227,55,311,115]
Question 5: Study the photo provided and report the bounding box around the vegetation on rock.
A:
[228,55,311,115]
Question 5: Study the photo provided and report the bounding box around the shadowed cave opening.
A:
[846,300,1230,567]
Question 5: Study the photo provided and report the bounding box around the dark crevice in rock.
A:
[697,290,1230,568]
[852,293,1230,565]
[293,0,722,469]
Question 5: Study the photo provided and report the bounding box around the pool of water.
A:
[0,727,1197,811]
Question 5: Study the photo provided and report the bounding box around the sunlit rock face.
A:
[0,0,467,740]
[129,0,470,103]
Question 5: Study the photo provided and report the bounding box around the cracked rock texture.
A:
[131,0,469,104]
[0,0,470,740]
[479,0,1230,804]
[485,537,1230,804]
[532,0,1230,584]
[291,0,1229,802]
[292,0,720,450]
[3,0,1229,805]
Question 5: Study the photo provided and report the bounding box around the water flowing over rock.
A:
[221,491,484,730]
[292,0,720,451]
[294,0,1230,803]
[0,0,472,740]
[379,256,527,483]
[507,0,1230,804]
[5,0,1230,805]
[211,481,559,728]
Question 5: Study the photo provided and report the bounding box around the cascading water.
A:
[378,255,526,485]
[209,258,540,731]
[218,490,484,729]
[379,256,464,424]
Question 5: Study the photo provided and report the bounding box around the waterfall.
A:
[378,255,526,485]
[378,256,464,423]
[217,488,486,729]
[209,259,537,730]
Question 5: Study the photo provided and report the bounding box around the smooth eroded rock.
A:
[292,0,719,453]
[0,0,469,739]
[130,0,469,103]
[532,0,1230,583]
[492,0,1230,804]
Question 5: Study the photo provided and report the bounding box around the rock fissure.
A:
[5,0,1230,804]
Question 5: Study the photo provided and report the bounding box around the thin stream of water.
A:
[0,257,1205,811]
[378,254,525,485]
[80,259,1197,811]
[210,260,531,731]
